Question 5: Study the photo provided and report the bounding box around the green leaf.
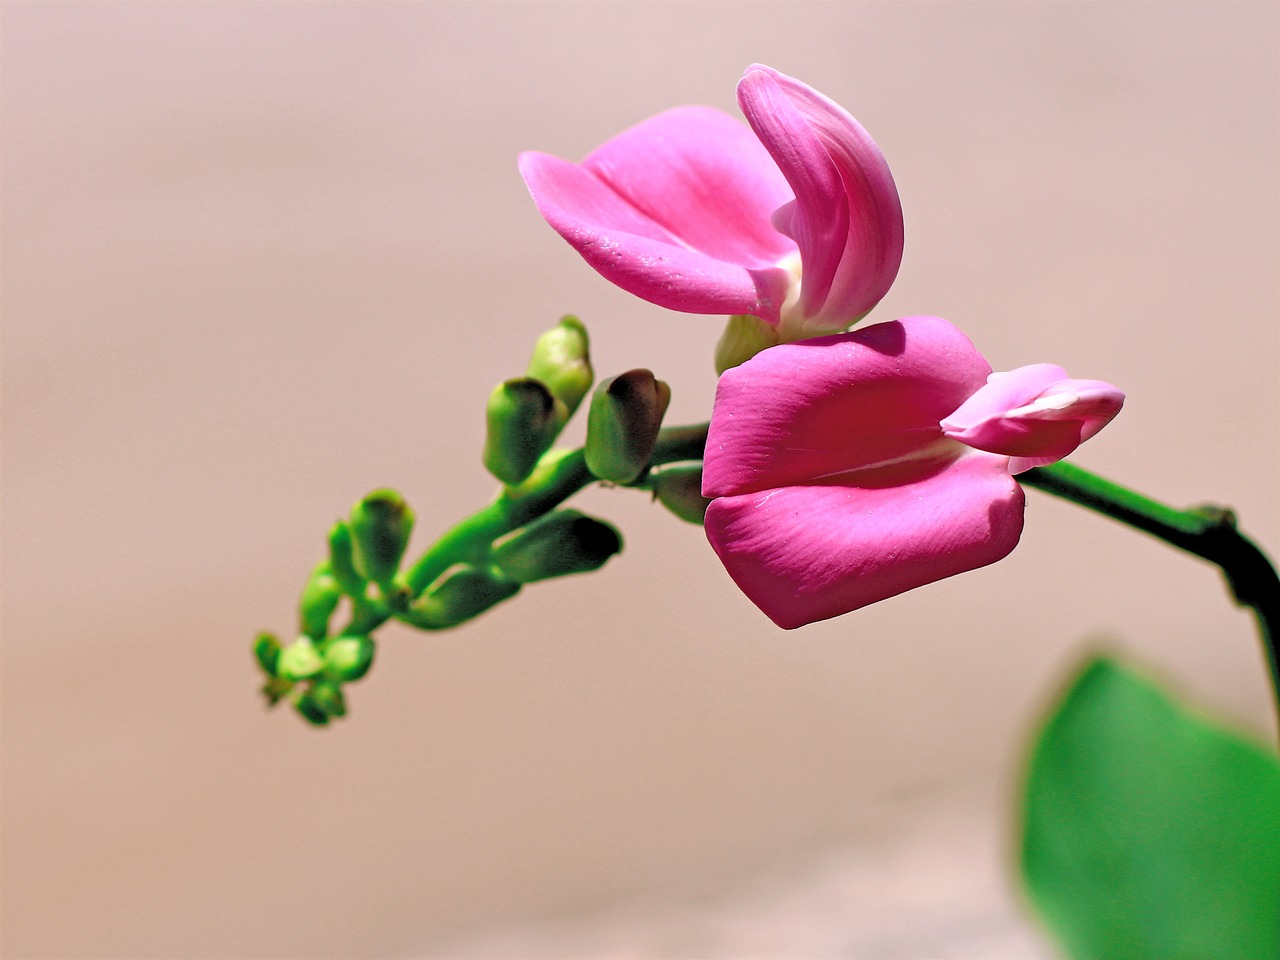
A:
[1020,655,1280,960]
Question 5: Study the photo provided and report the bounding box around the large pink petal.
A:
[520,151,794,321]
[740,66,904,335]
[520,106,799,323]
[940,364,1125,470]
[584,106,796,269]
[702,317,992,498]
[704,454,1024,629]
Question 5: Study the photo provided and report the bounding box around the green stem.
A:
[1021,461,1280,728]
[344,422,711,635]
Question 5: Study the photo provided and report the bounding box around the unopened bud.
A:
[299,562,342,640]
[322,634,376,683]
[308,680,347,719]
[526,315,593,417]
[278,636,324,681]
[483,378,559,485]
[493,510,622,583]
[327,520,367,599]
[585,369,671,483]
[253,632,282,677]
[650,464,712,524]
[349,489,414,587]
[293,688,331,726]
[400,565,520,629]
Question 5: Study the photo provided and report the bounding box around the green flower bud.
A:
[308,680,347,719]
[400,565,520,629]
[584,369,671,484]
[525,315,593,417]
[715,313,781,374]
[649,464,712,525]
[492,509,623,583]
[253,631,282,677]
[349,489,414,587]
[483,378,559,485]
[293,688,331,726]
[327,520,367,599]
[322,634,376,683]
[299,561,342,640]
[278,636,324,681]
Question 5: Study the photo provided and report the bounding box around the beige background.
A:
[3,2,1277,957]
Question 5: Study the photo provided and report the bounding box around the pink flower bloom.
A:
[519,65,904,341]
[702,316,1124,628]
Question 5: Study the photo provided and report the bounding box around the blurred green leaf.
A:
[1021,655,1280,959]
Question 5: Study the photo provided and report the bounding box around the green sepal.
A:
[398,565,520,629]
[649,464,711,525]
[327,520,367,599]
[253,631,282,677]
[277,637,324,681]
[349,489,414,587]
[322,634,376,683]
[525,315,593,417]
[483,378,560,485]
[492,509,623,583]
[715,313,781,373]
[299,561,342,640]
[584,369,671,483]
[1021,655,1280,960]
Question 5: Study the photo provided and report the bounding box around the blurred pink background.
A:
[3,3,1277,957]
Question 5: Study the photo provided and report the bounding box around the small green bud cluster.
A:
[256,315,698,727]
[252,630,376,726]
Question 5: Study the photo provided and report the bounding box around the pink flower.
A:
[519,65,904,341]
[701,316,1124,628]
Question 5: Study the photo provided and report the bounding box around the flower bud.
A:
[322,634,376,683]
[327,520,367,599]
[293,687,331,726]
[483,378,559,485]
[492,509,623,583]
[400,565,520,629]
[649,464,712,524]
[278,636,324,681]
[526,315,593,416]
[299,562,342,640]
[584,369,671,483]
[349,489,414,587]
[307,680,347,719]
[253,631,282,677]
[260,676,292,708]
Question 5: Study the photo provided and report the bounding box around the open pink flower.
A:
[702,316,1124,628]
[519,65,904,341]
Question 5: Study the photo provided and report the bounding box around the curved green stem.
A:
[1021,461,1280,728]
[342,422,711,635]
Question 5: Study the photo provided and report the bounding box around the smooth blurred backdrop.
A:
[4,3,1277,957]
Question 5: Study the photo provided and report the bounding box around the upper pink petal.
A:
[702,316,992,498]
[519,106,797,322]
[704,454,1025,629]
[940,364,1125,471]
[739,66,904,335]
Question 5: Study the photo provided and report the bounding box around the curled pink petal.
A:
[703,316,991,498]
[704,454,1025,629]
[519,151,791,320]
[740,65,904,335]
[940,364,1125,469]
[522,67,903,336]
